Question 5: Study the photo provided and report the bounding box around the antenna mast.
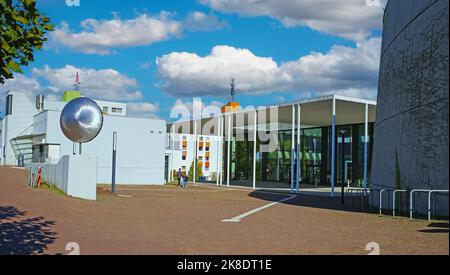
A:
[230,78,236,102]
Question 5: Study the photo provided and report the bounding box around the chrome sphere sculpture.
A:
[60,97,103,143]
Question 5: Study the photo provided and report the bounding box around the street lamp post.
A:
[111,132,117,193]
[339,129,347,205]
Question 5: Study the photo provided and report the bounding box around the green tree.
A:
[187,159,203,182]
[171,169,177,182]
[394,150,402,190]
[1,0,54,84]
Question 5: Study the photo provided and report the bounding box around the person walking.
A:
[177,168,182,187]
[182,174,188,188]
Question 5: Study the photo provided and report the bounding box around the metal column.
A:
[226,114,231,187]
[331,97,336,197]
[252,110,257,190]
[296,104,301,193]
[219,115,223,186]
[290,105,295,193]
[363,103,369,195]
[193,120,197,184]
[171,125,175,182]
[216,116,221,186]
[111,132,117,193]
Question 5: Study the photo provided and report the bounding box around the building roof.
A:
[168,94,377,135]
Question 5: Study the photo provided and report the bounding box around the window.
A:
[182,151,187,160]
[102,106,108,114]
[182,140,188,149]
[6,94,13,115]
[205,142,210,151]
[111,107,123,113]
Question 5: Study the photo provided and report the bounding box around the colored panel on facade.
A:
[60,90,81,102]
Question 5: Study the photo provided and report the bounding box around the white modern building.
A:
[1,90,166,185]
[168,95,377,193]
[166,133,222,182]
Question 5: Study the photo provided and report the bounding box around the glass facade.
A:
[224,122,374,189]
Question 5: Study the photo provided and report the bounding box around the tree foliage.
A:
[188,159,203,182]
[0,0,54,83]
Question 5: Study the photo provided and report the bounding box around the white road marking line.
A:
[222,194,297,223]
[116,194,133,198]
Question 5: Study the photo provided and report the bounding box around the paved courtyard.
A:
[0,166,448,255]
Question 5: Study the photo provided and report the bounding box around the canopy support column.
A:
[331,97,336,197]
[364,103,369,195]
[290,105,295,193]
[296,104,301,193]
[226,114,231,187]
[252,110,257,190]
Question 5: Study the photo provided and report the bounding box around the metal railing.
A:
[345,188,369,209]
[372,188,449,221]
[410,189,449,221]
[392,190,408,217]
[370,189,394,215]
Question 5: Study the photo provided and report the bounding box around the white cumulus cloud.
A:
[0,67,162,117]
[49,12,182,55]
[49,11,229,55]
[184,11,229,32]
[32,65,143,101]
[156,45,293,96]
[200,0,386,41]
[127,102,160,118]
[281,37,381,95]
[156,37,381,99]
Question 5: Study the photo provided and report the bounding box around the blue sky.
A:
[1,0,386,120]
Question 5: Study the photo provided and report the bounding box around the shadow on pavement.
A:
[428,222,449,228]
[418,222,450,234]
[0,205,57,255]
[248,190,373,214]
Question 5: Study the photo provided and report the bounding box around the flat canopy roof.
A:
[168,95,376,135]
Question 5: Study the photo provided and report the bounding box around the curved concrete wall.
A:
[371,0,449,216]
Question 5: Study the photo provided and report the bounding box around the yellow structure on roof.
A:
[60,90,81,102]
[221,102,241,113]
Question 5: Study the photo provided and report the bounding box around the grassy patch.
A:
[40,182,66,196]
[164,181,178,186]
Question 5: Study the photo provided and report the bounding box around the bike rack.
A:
[352,188,449,221]
[370,189,396,215]
[427,191,448,221]
[392,190,408,217]
[410,189,449,221]
[379,189,386,215]
[345,188,369,210]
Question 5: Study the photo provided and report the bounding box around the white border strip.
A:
[222,194,297,223]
